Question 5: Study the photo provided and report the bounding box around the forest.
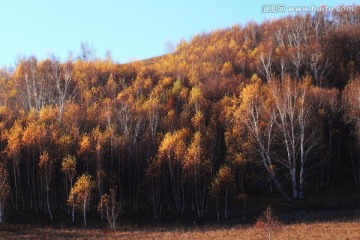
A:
[0,8,359,229]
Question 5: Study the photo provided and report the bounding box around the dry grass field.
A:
[0,221,359,240]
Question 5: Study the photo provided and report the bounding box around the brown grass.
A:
[0,221,359,239]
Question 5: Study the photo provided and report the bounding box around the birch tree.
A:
[68,174,94,227]
[210,165,234,222]
[49,56,74,119]
[98,187,122,230]
[156,129,190,214]
[234,79,290,200]
[0,163,9,223]
[61,155,77,222]
[268,77,318,199]
[184,132,210,217]
[38,151,54,220]
[343,77,360,183]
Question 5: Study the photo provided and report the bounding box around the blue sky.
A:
[0,0,357,67]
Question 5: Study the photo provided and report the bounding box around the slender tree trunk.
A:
[350,142,359,184]
[242,199,246,220]
[0,202,3,223]
[216,197,219,222]
[83,200,87,227]
[13,163,18,210]
[72,205,75,222]
[194,168,201,217]
[224,189,228,219]
[65,177,69,214]
[337,137,341,177]
[17,165,25,209]
[201,179,206,217]
[32,156,37,212]
[70,179,75,222]
[291,168,298,199]
[327,123,332,183]
[299,122,305,199]
[269,171,290,201]
[299,163,305,199]
[46,187,52,220]
[150,179,159,219]
[26,157,32,209]
[45,171,53,220]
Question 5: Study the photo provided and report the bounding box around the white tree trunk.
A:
[83,199,87,227]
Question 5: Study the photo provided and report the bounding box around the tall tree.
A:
[0,163,9,223]
[38,151,54,220]
[61,155,77,222]
[68,174,94,227]
[184,132,210,217]
[210,165,234,222]
[232,79,290,200]
[268,77,319,199]
[4,120,24,209]
[343,76,360,183]
[156,129,190,214]
[98,187,122,230]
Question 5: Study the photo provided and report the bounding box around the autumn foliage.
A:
[0,7,359,227]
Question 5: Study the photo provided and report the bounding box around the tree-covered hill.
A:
[0,6,359,226]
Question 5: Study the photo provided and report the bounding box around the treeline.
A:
[0,7,360,227]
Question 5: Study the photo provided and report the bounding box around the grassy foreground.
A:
[0,221,359,239]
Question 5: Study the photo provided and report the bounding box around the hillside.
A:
[0,6,359,231]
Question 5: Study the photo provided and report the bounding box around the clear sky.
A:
[0,0,357,67]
